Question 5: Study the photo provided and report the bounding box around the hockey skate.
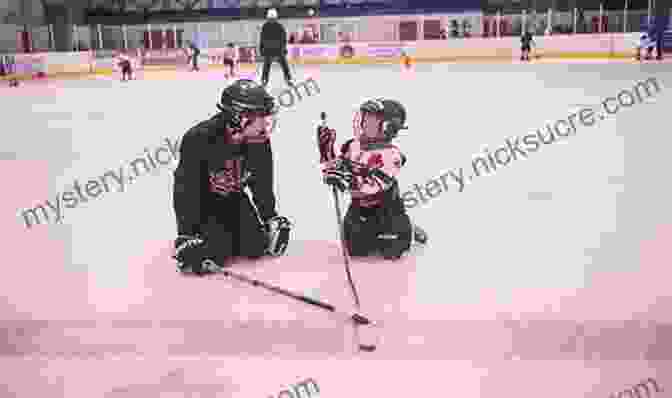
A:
[413,224,428,245]
[176,257,228,276]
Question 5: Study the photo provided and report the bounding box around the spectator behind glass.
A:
[300,27,318,44]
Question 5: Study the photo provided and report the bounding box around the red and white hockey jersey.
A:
[340,139,406,207]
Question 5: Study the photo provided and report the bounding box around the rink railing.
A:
[0,8,665,54]
[0,32,653,82]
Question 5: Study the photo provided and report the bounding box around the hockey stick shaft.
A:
[243,185,265,229]
[201,260,373,326]
[331,187,376,352]
[331,186,362,308]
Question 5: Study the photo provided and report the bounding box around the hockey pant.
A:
[343,204,412,258]
[200,193,268,265]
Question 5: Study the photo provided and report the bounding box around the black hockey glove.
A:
[317,124,336,163]
[264,216,292,256]
[323,160,355,192]
[173,235,220,275]
[336,158,393,192]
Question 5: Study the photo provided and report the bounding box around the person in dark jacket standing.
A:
[259,8,294,87]
[188,41,201,71]
[654,13,667,60]
[173,79,292,275]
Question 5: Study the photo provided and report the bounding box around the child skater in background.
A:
[117,52,133,82]
[223,42,239,79]
[636,32,655,61]
[401,48,412,70]
[187,41,201,71]
[520,30,535,61]
[317,102,427,260]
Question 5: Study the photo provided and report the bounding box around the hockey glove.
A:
[173,235,221,275]
[323,163,355,193]
[317,124,337,163]
[335,158,392,193]
[264,216,292,256]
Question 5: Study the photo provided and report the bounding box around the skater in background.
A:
[223,42,238,79]
[173,79,292,275]
[259,8,294,87]
[654,14,666,60]
[188,41,201,71]
[1,54,19,87]
[401,49,412,69]
[520,30,535,61]
[117,53,133,81]
[636,32,655,61]
[318,100,427,260]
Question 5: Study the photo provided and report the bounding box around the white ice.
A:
[1,61,672,396]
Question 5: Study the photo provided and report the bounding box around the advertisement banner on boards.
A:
[13,53,47,76]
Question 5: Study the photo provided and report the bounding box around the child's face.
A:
[361,112,383,138]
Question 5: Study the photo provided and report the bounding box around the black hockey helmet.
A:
[217,79,278,130]
[355,98,407,141]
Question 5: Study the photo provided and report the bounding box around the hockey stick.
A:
[330,185,361,308]
[319,111,361,308]
[319,111,377,352]
[330,187,377,352]
[201,259,374,326]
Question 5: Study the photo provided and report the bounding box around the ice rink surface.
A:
[1,61,672,397]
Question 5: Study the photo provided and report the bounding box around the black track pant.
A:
[261,55,292,85]
[202,193,268,266]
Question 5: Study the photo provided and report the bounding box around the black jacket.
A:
[173,115,277,236]
[259,19,287,57]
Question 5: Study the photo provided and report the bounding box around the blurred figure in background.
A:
[223,42,238,79]
[654,14,667,60]
[116,52,134,82]
[188,41,201,71]
[259,8,294,88]
[300,26,319,44]
[636,32,656,61]
[520,30,535,61]
[450,20,459,37]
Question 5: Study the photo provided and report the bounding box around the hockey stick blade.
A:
[200,260,377,327]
